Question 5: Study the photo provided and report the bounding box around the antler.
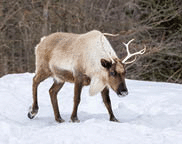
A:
[103,33,119,37]
[122,39,146,64]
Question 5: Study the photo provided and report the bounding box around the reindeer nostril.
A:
[122,91,128,96]
[118,91,128,97]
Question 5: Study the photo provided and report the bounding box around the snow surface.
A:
[0,73,182,144]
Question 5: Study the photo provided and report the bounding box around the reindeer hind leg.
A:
[49,80,65,123]
[28,70,51,119]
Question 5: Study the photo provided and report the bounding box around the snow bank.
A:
[0,73,182,144]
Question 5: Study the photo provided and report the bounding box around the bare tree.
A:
[0,0,182,83]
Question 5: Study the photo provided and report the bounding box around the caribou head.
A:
[101,38,146,97]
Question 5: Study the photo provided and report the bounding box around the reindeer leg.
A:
[28,71,50,119]
[70,77,83,122]
[49,81,65,123]
[101,87,119,122]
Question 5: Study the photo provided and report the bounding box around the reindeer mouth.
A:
[117,91,128,97]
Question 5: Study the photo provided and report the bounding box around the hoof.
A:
[27,112,35,119]
[56,118,65,123]
[70,117,80,123]
[110,117,120,122]
[27,106,38,119]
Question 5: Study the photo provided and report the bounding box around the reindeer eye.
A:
[110,71,116,76]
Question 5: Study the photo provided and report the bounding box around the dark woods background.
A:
[0,0,182,83]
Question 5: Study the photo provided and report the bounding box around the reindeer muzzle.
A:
[117,91,128,97]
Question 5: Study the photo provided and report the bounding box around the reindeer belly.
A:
[52,66,74,83]
[51,66,90,86]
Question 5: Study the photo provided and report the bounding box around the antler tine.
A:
[122,39,146,64]
[122,39,135,56]
[123,56,137,65]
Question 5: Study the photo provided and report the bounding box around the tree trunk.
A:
[42,0,50,36]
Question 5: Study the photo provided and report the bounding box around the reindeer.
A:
[28,30,146,123]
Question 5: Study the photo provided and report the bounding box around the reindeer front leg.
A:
[101,87,119,122]
[70,76,83,122]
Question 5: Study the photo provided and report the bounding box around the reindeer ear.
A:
[101,59,112,69]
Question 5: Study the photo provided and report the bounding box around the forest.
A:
[0,0,182,83]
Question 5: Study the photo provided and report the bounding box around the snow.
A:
[0,73,182,144]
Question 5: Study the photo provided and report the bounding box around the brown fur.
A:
[53,66,74,83]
